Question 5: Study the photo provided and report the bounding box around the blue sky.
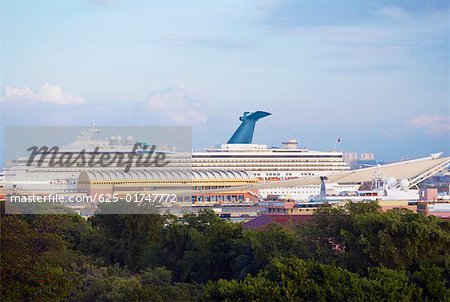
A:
[1,0,449,161]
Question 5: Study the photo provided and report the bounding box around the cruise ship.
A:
[3,111,360,199]
[6,111,445,201]
[192,111,359,199]
[3,126,189,193]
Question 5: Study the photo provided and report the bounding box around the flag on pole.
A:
[333,137,341,150]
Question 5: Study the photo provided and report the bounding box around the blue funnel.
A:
[227,111,271,144]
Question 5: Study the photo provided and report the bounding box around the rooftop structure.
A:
[79,169,253,182]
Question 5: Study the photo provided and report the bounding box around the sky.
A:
[1,0,449,162]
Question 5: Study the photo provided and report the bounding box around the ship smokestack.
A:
[227,111,271,144]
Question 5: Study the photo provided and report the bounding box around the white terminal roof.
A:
[78,153,450,192]
[79,169,254,182]
[257,154,450,189]
[197,153,450,193]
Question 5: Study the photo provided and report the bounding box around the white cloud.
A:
[145,86,207,124]
[379,6,411,20]
[409,114,450,136]
[2,83,85,105]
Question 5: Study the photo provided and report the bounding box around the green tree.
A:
[295,202,450,274]
[71,265,202,302]
[231,224,296,279]
[411,264,450,301]
[87,213,167,271]
[203,257,422,301]
[160,210,247,283]
[1,216,83,301]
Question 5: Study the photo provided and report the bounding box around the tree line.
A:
[1,201,449,301]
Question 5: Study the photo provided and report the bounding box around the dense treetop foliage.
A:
[1,201,449,301]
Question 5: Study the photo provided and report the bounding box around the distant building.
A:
[419,174,450,194]
[343,152,375,166]
[360,152,375,160]
[416,188,450,219]
[344,152,379,169]
[351,159,379,170]
[343,152,358,164]
[78,169,259,204]
[261,201,319,215]
[417,202,450,219]
[419,188,439,202]
[260,199,416,216]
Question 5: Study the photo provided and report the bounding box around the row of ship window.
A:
[193,163,348,167]
[192,195,247,202]
[193,159,345,163]
[90,179,253,185]
[193,155,342,158]
[195,166,347,171]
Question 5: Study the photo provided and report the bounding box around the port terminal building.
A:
[78,169,259,204]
